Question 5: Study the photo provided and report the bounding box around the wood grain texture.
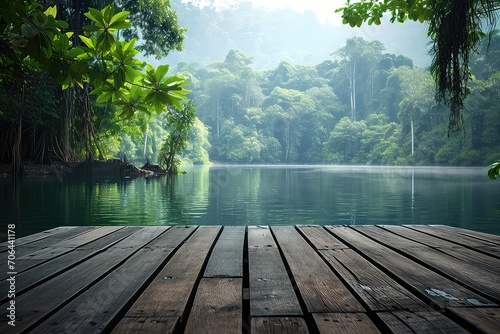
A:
[272,226,364,313]
[319,249,429,312]
[1,225,498,334]
[0,227,168,333]
[111,317,178,334]
[248,227,302,316]
[0,226,139,301]
[17,226,124,260]
[204,226,245,277]
[405,225,500,249]
[381,225,500,274]
[0,226,99,261]
[121,226,220,319]
[376,311,470,334]
[327,226,497,309]
[448,307,500,334]
[30,226,194,334]
[355,225,500,301]
[297,226,349,250]
[0,226,76,251]
[424,225,500,245]
[313,313,381,334]
[251,317,309,334]
[184,278,242,334]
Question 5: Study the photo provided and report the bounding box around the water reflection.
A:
[1,166,499,241]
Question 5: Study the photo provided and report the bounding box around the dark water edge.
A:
[1,165,499,242]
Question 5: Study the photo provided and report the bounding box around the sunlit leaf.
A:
[109,21,131,30]
[79,35,95,49]
[109,11,130,25]
[155,64,170,82]
[44,6,57,18]
[85,8,104,25]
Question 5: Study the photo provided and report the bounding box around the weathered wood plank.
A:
[248,226,303,317]
[184,278,242,334]
[319,249,430,312]
[248,226,276,248]
[0,227,169,333]
[376,311,469,334]
[204,226,245,277]
[110,317,178,334]
[272,226,364,313]
[0,226,99,262]
[29,226,196,334]
[296,226,349,250]
[313,313,381,334]
[299,226,430,312]
[251,317,309,334]
[0,226,139,301]
[0,226,76,251]
[17,226,124,260]
[380,225,500,274]
[355,225,500,301]
[0,224,498,333]
[427,225,500,245]
[327,226,497,309]
[405,225,500,257]
[116,226,220,324]
[448,307,500,334]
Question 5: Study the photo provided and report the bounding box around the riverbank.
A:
[0,160,166,178]
[0,162,64,177]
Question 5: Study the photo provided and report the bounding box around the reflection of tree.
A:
[164,175,192,225]
[163,167,210,225]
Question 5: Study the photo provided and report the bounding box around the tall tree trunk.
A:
[62,89,75,161]
[216,95,220,139]
[411,115,414,156]
[351,60,356,120]
[11,111,24,179]
[11,83,25,179]
[143,123,148,159]
[284,117,290,161]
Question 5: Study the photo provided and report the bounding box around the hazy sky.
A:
[183,0,346,25]
[166,0,431,69]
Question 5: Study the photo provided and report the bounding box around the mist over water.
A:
[1,166,499,241]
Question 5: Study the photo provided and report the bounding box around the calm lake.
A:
[1,165,499,241]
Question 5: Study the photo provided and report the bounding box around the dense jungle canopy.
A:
[0,0,499,177]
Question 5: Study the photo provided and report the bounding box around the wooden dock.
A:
[1,225,500,334]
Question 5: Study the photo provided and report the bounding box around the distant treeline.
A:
[163,33,499,166]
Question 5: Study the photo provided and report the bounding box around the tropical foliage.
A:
[175,34,500,166]
[337,0,500,135]
[1,1,499,175]
[0,1,190,177]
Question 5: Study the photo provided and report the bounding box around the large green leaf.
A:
[85,8,105,26]
[487,162,500,180]
[79,35,96,49]
[109,11,129,25]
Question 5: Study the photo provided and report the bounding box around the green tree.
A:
[323,117,366,164]
[0,2,190,177]
[179,117,211,165]
[396,66,436,156]
[262,87,315,162]
[118,0,186,58]
[158,100,197,173]
[333,37,385,120]
[360,114,403,165]
[337,0,499,134]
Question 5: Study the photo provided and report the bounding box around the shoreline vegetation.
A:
[0,160,168,178]
[0,161,490,179]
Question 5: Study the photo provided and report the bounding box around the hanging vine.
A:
[338,0,500,135]
[429,0,498,135]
